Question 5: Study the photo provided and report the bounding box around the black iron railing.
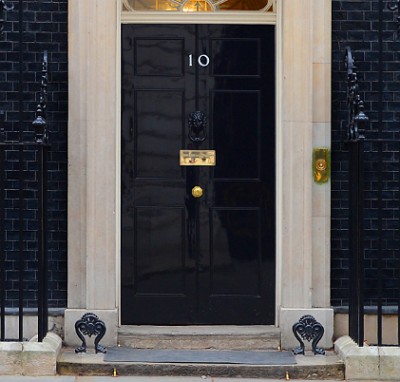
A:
[344,1,400,348]
[0,0,50,343]
[345,45,400,347]
[344,46,367,347]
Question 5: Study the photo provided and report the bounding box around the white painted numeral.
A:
[188,54,210,67]
[198,54,210,67]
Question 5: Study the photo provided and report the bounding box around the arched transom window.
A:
[122,0,276,12]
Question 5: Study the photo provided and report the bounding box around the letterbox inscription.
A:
[180,150,216,166]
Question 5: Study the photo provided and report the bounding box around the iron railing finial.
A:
[388,1,400,37]
[33,51,49,144]
[0,0,13,39]
[344,47,369,142]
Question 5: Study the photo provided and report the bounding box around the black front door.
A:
[121,24,275,325]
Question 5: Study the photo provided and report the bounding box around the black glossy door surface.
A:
[121,24,275,325]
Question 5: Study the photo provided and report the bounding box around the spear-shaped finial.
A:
[33,51,49,144]
[0,1,14,39]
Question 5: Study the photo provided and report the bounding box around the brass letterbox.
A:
[180,150,216,166]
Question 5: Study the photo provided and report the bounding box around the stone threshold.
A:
[0,332,62,376]
[119,325,280,337]
[118,325,281,352]
[335,335,400,381]
[57,348,344,379]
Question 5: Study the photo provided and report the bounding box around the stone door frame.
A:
[65,0,333,350]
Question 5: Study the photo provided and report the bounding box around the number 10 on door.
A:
[189,54,210,67]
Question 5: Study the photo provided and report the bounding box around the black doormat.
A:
[104,347,297,365]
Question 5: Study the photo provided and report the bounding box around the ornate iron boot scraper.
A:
[292,315,325,355]
[75,313,107,354]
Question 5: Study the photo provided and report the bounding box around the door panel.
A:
[135,89,185,179]
[135,207,186,295]
[135,38,185,76]
[211,90,260,179]
[122,24,196,325]
[121,24,275,325]
[210,208,261,296]
[211,39,260,76]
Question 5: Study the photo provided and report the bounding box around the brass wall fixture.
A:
[314,149,329,183]
[192,186,203,198]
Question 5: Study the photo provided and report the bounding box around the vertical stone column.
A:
[311,0,332,309]
[279,0,333,349]
[65,0,119,346]
[281,0,314,310]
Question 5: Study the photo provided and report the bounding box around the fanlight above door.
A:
[122,0,276,12]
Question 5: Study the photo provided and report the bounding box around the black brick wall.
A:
[0,0,67,308]
[332,0,400,306]
[2,0,398,310]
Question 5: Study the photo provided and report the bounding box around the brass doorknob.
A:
[192,186,203,198]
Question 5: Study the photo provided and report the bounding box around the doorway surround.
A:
[65,0,332,350]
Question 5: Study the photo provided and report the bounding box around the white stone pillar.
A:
[279,0,333,350]
[311,0,332,310]
[281,0,314,309]
[65,0,119,347]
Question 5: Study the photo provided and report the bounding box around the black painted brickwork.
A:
[1,0,398,310]
[332,0,400,306]
[0,0,67,308]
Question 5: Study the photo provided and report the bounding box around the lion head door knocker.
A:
[188,111,207,143]
[75,312,107,354]
[292,315,325,355]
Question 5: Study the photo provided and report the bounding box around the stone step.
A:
[118,326,281,351]
[57,348,345,380]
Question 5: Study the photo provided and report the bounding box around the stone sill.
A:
[334,306,398,315]
[335,335,400,380]
[0,332,62,376]
[4,308,66,316]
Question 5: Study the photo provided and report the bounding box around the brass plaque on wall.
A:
[180,150,216,166]
[314,148,329,183]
